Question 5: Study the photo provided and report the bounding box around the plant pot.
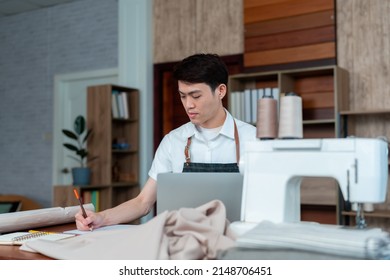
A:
[72,167,91,185]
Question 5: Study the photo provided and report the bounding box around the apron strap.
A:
[184,120,240,164]
[185,137,191,164]
[234,120,240,164]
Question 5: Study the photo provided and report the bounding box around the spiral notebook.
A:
[0,231,75,246]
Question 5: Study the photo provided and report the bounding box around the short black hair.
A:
[172,53,229,92]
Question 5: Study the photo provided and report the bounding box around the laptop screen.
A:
[156,172,243,222]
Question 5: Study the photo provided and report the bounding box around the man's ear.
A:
[217,84,227,99]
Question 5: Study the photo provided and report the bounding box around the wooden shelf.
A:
[112,149,138,154]
[340,109,390,115]
[342,210,390,219]
[303,119,336,125]
[53,84,140,216]
[228,65,349,139]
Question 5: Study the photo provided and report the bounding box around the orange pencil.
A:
[73,188,93,231]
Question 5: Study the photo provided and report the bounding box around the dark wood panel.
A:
[87,85,112,185]
[243,58,336,74]
[303,123,336,138]
[301,204,337,224]
[162,71,175,134]
[301,91,334,109]
[244,0,334,24]
[303,107,334,120]
[245,10,335,38]
[294,75,334,93]
[255,80,278,89]
[244,0,286,9]
[245,25,335,52]
[244,42,336,67]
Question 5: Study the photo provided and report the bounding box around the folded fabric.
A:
[236,221,390,259]
[160,199,235,260]
[22,200,235,260]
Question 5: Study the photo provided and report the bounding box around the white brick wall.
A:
[0,0,118,207]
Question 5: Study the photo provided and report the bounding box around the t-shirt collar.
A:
[185,109,235,140]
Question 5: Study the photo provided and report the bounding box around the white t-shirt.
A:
[148,110,256,180]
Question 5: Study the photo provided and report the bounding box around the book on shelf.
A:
[264,87,272,99]
[120,91,129,119]
[111,91,119,118]
[250,89,258,123]
[82,190,92,204]
[231,87,280,124]
[112,90,130,119]
[230,90,245,121]
[229,91,237,119]
[82,190,100,213]
[272,87,280,112]
[244,89,252,123]
[91,190,100,212]
[116,91,124,118]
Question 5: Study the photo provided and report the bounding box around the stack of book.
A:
[230,87,279,124]
[111,90,130,119]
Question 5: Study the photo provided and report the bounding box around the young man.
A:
[75,53,256,230]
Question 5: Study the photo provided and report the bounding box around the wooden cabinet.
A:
[228,65,349,224]
[53,84,140,217]
[228,65,349,138]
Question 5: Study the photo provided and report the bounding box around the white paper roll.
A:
[0,204,95,233]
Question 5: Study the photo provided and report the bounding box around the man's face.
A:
[178,81,225,128]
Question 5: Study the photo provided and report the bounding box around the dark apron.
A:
[182,120,240,173]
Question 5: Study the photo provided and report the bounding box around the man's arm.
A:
[75,177,157,230]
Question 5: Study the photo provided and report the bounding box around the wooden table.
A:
[0,223,77,260]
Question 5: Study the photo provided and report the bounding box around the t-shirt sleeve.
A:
[148,134,174,180]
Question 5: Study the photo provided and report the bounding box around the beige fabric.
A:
[22,200,235,260]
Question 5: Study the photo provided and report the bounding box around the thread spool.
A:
[256,95,278,139]
[278,92,303,139]
[363,203,374,212]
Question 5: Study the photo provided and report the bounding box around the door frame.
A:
[52,68,118,186]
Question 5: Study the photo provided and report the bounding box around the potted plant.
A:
[62,115,95,185]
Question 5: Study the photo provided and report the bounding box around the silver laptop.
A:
[156,172,243,222]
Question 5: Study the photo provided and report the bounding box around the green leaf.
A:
[83,129,92,144]
[63,143,79,152]
[74,115,86,135]
[77,149,88,159]
[62,129,78,140]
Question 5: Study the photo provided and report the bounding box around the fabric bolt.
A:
[21,200,236,260]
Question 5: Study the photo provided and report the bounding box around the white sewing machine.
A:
[231,137,388,235]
